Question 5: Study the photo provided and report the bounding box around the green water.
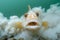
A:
[0,0,60,18]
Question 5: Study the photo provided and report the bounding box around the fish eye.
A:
[24,14,28,18]
[36,12,39,16]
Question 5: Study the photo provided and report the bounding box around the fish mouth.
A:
[27,22,39,26]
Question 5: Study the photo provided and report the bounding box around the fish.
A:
[16,5,43,40]
[22,8,41,31]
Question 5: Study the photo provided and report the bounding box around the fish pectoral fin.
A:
[42,21,48,29]
[15,22,23,29]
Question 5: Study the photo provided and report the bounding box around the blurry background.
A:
[0,0,60,18]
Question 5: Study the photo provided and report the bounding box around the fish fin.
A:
[42,21,48,30]
[28,5,31,10]
[15,22,23,29]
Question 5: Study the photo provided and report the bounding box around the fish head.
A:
[23,11,42,30]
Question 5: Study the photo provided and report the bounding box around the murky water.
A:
[0,0,60,18]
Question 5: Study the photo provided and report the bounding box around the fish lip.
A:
[25,26,40,30]
[27,22,39,26]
